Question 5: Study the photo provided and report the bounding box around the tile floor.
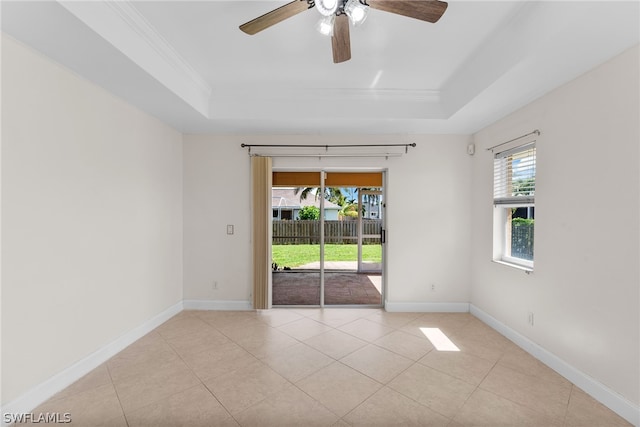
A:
[25,309,631,426]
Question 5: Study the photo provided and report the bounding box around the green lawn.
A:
[272,244,381,268]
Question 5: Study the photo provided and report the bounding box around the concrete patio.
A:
[272,271,382,306]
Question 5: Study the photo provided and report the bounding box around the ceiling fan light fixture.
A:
[344,0,369,26]
[238,0,449,64]
[316,15,335,36]
[316,0,339,16]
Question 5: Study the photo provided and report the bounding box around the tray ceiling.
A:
[2,1,638,134]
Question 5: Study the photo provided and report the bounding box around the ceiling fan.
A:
[239,0,448,64]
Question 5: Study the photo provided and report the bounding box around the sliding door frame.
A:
[268,168,386,308]
[319,171,325,307]
[357,189,384,273]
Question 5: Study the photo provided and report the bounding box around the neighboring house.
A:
[362,195,382,219]
[272,188,340,220]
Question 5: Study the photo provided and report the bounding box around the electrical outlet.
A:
[528,311,534,326]
[226,225,234,235]
[213,281,218,290]
[431,283,436,291]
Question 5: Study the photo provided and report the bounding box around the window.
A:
[493,142,536,269]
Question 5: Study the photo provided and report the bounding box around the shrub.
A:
[298,206,320,220]
[512,217,534,225]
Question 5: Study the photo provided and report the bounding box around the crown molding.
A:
[105,1,212,95]
[209,87,445,120]
[439,1,536,118]
[57,0,212,118]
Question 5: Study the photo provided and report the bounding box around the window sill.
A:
[492,259,534,274]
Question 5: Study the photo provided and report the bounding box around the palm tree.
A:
[340,202,359,219]
[294,186,382,218]
[294,187,345,207]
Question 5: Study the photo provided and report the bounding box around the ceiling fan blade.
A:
[240,0,312,35]
[367,0,448,23]
[331,14,351,63]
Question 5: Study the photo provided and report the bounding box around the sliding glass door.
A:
[271,186,321,306]
[271,171,384,307]
[323,187,383,305]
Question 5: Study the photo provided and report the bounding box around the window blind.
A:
[493,142,536,205]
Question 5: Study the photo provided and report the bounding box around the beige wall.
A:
[182,135,252,302]
[470,45,640,405]
[182,134,473,307]
[1,36,184,404]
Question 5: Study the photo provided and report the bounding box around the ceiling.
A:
[2,1,638,134]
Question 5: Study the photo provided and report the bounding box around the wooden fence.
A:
[273,220,382,245]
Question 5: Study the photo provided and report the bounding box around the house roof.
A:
[2,1,637,134]
[272,188,341,210]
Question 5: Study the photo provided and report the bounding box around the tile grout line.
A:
[379,353,458,423]
[562,385,575,426]
[264,313,395,421]
[383,360,457,423]
[450,354,501,424]
[196,316,290,419]
[158,316,258,425]
[104,360,131,427]
[477,351,573,424]
[192,311,350,424]
[34,309,630,426]
[210,320,328,425]
[158,310,569,427]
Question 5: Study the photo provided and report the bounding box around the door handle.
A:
[381,229,386,244]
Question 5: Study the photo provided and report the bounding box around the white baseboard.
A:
[470,304,640,427]
[183,299,253,311]
[384,301,470,313]
[0,301,183,427]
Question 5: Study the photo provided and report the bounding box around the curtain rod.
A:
[485,130,540,152]
[249,153,404,158]
[241,142,416,155]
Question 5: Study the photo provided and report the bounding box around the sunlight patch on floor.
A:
[420,327,460,351]
[367,274,382,294]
